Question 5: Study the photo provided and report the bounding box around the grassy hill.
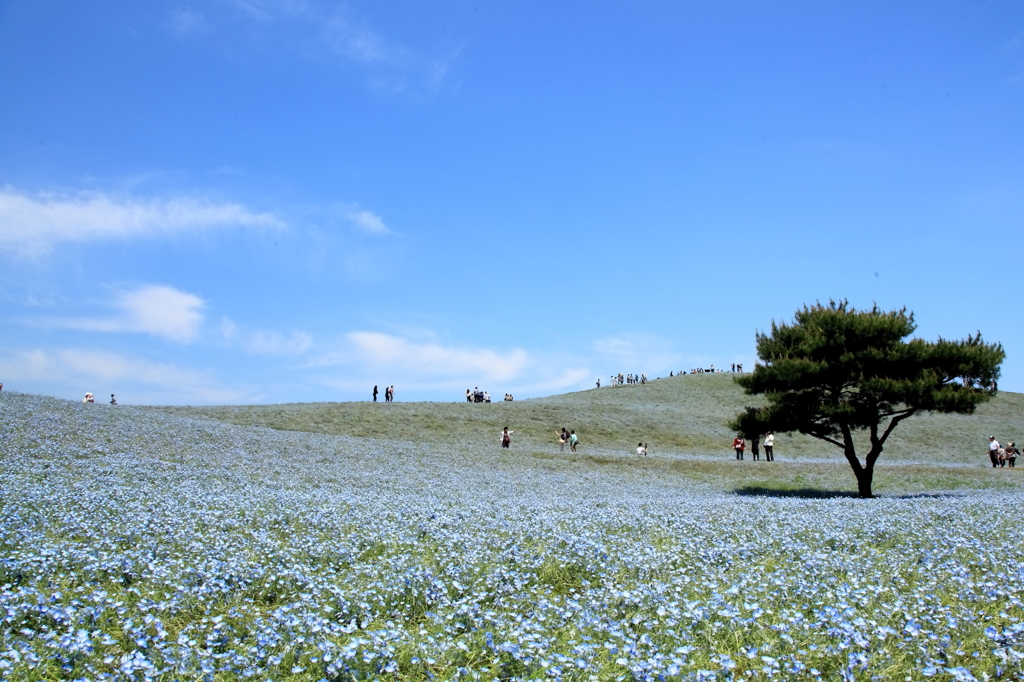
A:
[159,373,1024,466]
[5,387,1024,679]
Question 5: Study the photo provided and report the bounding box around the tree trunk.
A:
[838,424,875,498]
[855,465,874,498]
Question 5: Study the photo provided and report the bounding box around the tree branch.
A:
[877,409,917,447]
[878,408,915,419]
[809,433,846,449]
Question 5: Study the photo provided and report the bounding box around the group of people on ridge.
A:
[600,373,646,388]
[372,385,395,402]
[467,388,490,403]
[670,365,722,375]
[81,393,116,405]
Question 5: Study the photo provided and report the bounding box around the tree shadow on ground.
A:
[732,486,858,499]
[733,487,969,499]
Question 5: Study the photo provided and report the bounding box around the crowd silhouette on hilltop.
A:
[606,373,646,387]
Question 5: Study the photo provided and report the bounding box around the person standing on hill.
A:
[557,428,568,452]
[569,430,579,453]
[750,433,760,461]
[989,436,1001,468]
[501,427,515,449]
[1007,442,1018,468]
[636,442,647,456]
[373,385,378,402]
[764,432,775,461]
[733,435,745,460]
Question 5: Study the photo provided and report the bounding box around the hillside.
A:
[4,388,1024,680]
[158,373,1024,465]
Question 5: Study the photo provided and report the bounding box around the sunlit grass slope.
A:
[5,390,1024,679]
[160,373,1024,465]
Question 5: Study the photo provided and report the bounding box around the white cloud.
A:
[310,331,530,383]
[214,3,455,96]
[0,186,284,257]
[346,207,390,235]
[592,333,683,373]
[246,330,313,356]
[220,316,239,344]
[324,14,399,65]
[229,0,308,22]
[514,367,593,393]
[38,285,205,343]
[0,348,252,404]
[217,317,312,356]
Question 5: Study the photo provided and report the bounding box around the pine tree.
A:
[730,301,1004,498]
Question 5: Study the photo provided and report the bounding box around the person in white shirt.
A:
[636,442,647,456]
[989,436,1001,468]
[764,432,775,462]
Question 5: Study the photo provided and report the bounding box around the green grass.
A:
[155,373,1024,495]
[5,389,1024,679]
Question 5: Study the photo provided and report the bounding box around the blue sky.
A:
[1,1,1022,404]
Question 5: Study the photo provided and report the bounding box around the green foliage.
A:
[731,300,1005,497]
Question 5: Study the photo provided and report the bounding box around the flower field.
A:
[2,391,1023,681]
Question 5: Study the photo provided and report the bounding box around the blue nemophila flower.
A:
[1,391,1023,680]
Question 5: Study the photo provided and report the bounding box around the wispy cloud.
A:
[592,333,683,373]
[345,206,390,235]
[246,330,313,356]
[218,316,313,356]
[0,348,252,404]
[323,13,400,65]
[321,11,459,96]
[34,285,205,343]
[167,7,209,36]
[181,3,458,97]
[228,0,309,22]
[309,331,530,384]
[513,367,593,394]
[0,186,283,257]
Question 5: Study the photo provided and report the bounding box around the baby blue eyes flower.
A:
[1,391,1023,680]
